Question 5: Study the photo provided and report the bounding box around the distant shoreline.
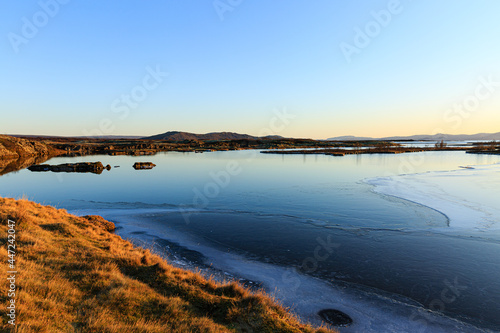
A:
[2,134,498,177]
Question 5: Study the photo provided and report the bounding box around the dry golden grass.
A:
[0,197,335,333]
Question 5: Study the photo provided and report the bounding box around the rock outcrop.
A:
[133,162,156,169]
[28,162,111,174]
[0,135,57,159]
[318,309,353,327]
[0,135,65,175]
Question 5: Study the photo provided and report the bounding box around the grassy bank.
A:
[0,197,334,332]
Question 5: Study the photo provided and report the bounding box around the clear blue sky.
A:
[1,1,499,139]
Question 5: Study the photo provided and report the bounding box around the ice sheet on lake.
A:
[69,208,491,333]
[366,163,500,230]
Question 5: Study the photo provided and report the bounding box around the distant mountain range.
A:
[327,132,500,141]
[143,131,283,141]
[8,131,499,142]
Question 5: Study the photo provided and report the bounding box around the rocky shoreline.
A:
[0,135,65,175]
[0,135,62,159]
[1,134,498,175]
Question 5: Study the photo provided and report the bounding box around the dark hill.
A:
[143,131,259,141]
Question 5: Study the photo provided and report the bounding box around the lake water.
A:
[394,140,490,148]
[1,150,499,332]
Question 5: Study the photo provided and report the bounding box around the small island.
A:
[133,162,156,170]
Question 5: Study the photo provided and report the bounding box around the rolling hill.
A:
[327,132,500,141]
[143,131,275,141]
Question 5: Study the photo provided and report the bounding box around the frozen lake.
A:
[1,149,499,332]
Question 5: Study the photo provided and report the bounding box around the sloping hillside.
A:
[0,135,58,159]
[0,197,334,333]
[144,131,258,141]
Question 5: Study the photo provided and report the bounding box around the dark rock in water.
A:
[238,278,263,291]
[153,238,206,266]
[105,164,111,170]
[28,162,108,174]
[133,162,156,170]
[318,309,353,327]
